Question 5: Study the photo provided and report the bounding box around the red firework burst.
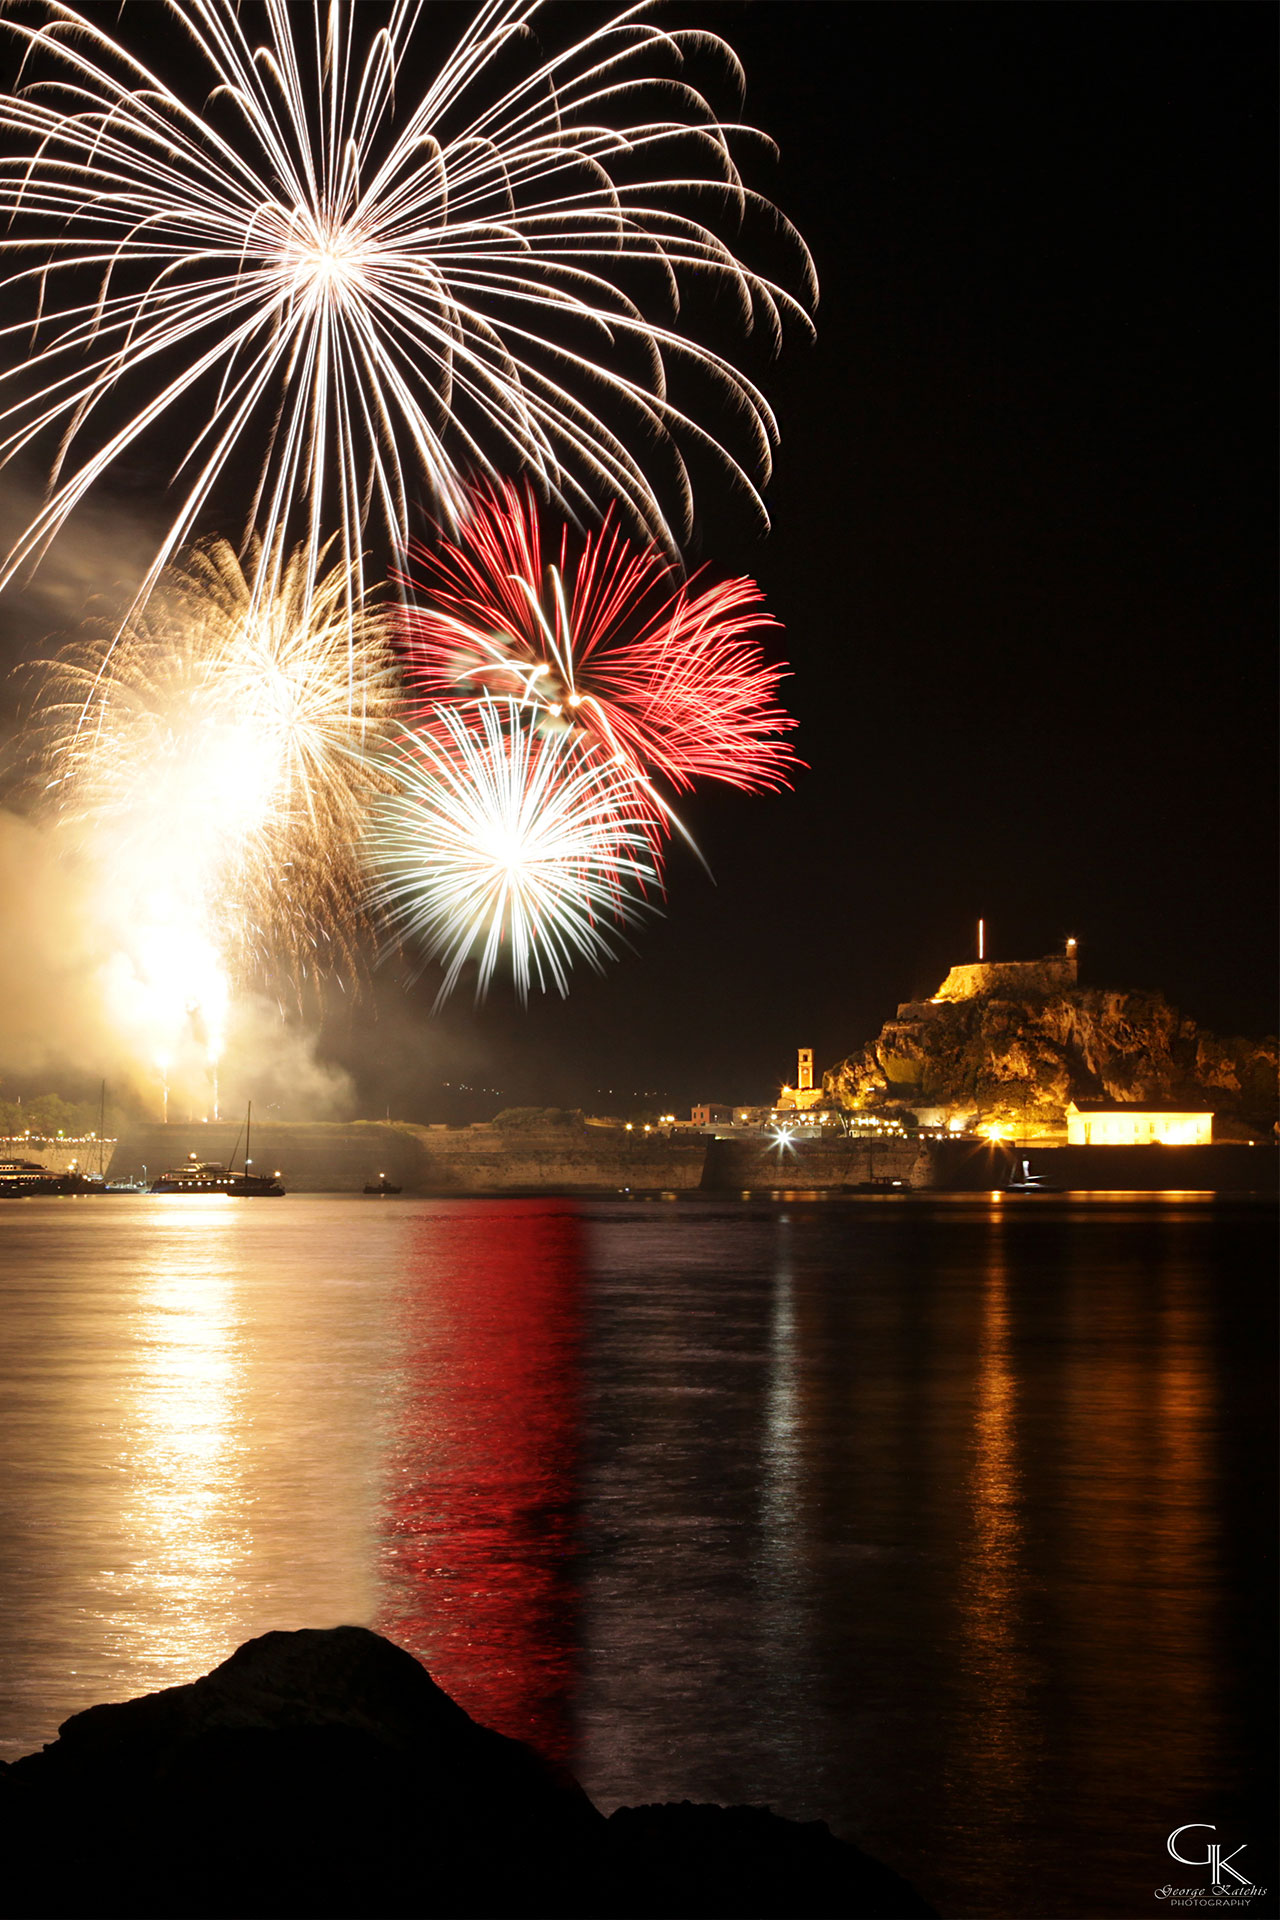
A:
[395,482,800,798]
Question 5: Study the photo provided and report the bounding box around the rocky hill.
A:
[824,964,1277,1137]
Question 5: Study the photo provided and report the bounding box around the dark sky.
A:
[371,0,1277,1123]
[1,3,1275,1121]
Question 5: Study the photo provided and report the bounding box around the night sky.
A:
[1,3,1275,1122]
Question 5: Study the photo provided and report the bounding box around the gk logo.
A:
[1167,1825,1251,1889]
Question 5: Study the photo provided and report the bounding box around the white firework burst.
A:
[0,0,815,611]
[366,695,661,1004]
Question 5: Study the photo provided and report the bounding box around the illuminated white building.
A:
[1065,1102,1213,1146]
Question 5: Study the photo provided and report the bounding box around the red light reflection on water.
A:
[376,1200,582,1766]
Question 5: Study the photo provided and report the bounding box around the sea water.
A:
[0,1192,1273,1917]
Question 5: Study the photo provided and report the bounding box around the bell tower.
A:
[797,1047,814,1093]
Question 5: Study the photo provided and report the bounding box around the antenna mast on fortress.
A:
[978,918,985,961]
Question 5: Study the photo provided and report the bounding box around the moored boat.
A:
[1005,1156,1060,1193]
[0,1158,101,1197]
[149,1155,284,1196]
[149,1103,285,1196]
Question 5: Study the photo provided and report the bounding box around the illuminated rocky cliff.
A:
[824,960,1278,1137]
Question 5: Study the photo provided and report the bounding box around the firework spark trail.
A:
[396,480,800,800]
[0,0,815,618]
[365,695,661,1005]
[27,538,398,1104]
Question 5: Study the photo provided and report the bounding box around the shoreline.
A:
[97,1119,1278,1197]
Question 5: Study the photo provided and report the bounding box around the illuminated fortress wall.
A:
[107,1120,708,1193]
[104,1121,1272,1194]
[703,1136,930,1190]
[0,1139,115,1175]
[931,951,1079,1004]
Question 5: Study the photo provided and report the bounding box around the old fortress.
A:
[24,936,1273,1195]
[687,935,1236,1149]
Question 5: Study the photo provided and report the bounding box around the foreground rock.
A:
[607,1802,935,1918]
[0,1627,934,1919]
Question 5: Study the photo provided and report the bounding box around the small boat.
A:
[363,1173,402,1195]
[1005,1156,1060,1193]
[150,1104,284,1196]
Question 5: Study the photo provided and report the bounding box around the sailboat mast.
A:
[245,1102,251,1172]
[98,1079,106,1180]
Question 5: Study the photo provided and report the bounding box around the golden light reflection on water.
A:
[115,1198,245,1683]
[1055,1253,1220,1776]
[1,1192,1266,1920]
[931,1208,1236,1915]
[1151,1290,1215,1737]
[0,1197,405,1752]
[947,1236,1034,1831]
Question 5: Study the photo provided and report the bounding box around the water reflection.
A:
[576,1198,1272,1920]
[1049,1234,1226,1860]
[753,1221,817,1784]
[761,1228,803,1569]
[0,1197,402,1753]
[110,1203,401,1691]
[0,1193,1269,1920]
[377,1200,582,1764]
[1150,1284,1216,1735]
[943,1227,1035,1907]
[118,1199,245,1681]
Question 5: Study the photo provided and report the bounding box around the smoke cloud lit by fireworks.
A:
[0,805,356,1118]
[20,539,396,1113]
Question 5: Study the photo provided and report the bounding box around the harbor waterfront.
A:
[0,1191,1273,1918]
[95,1119,1277,1196]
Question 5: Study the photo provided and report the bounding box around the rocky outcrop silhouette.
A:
[0,1626,936,1919]
[606,1802,936,1918]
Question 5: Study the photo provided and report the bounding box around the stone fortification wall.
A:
[933,952,1078,1003]
[108,1121,422,1191]
[701,1136,930,1191]
[2,1139,115,1175]
[108,1119,707,1193]
[708,1137,1274,1193]
[933,1138,1275,1193]
[109,1120,926,1193]
[105,1121,1275,1195]
[406,1123,706,1192]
